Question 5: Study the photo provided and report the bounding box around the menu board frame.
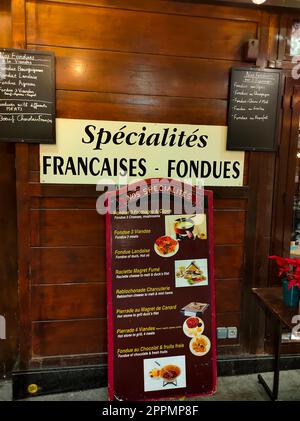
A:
[0,48,56,144]
[227,67,282,152]
[106,179,216,401]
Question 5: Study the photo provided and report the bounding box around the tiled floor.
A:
[0,370,300,401]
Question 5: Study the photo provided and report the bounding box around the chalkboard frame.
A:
[0,48,56,144]
[227,67,282,152]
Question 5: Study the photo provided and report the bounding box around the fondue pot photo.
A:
[174,217,195,239]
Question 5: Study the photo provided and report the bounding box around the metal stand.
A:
[163,379,177,387]
[257,322,282,401]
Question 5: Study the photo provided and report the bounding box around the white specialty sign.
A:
[40,118,244,186]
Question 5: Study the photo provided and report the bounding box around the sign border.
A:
[105,179,216,401]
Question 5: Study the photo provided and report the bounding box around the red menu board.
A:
[106,179,216,401]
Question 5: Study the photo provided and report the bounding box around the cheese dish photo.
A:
[175,259,208,288]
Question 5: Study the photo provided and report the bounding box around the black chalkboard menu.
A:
[227,68,281,151]
[0,49,55,144]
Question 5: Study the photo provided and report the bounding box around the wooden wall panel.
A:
[28,45,242,99]
[214,199,247,210]
[26,2,258,60]
[0,0,11,48]
[30,210,105,247]
[214,245,244,279]
[31,284,106,320]
[34,0,261,21]
[13,0,283,368]
[214,210,246,245]
[60,91,228,130]
[28,144,39,171]
[29,183,103,198]
[30,197,97,209]
[215,279,241,313]
[32,319,106,356]
[30,247,105,285]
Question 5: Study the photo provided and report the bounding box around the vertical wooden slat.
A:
[240,148,276,354]
[239,153,260,353]
[0,142,18,378]
[16,144,31,368]
[0,0,12,48]
[11,0,26,49]
[256,10,270,69]
[0,0,18,378]
[12,0,30,368]
[267,14,280,65]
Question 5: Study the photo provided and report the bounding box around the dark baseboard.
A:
[12,364,107,400]
[217,354,300,376]
[12,354,300,400]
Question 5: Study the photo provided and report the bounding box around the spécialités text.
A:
[42,124,241,180]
